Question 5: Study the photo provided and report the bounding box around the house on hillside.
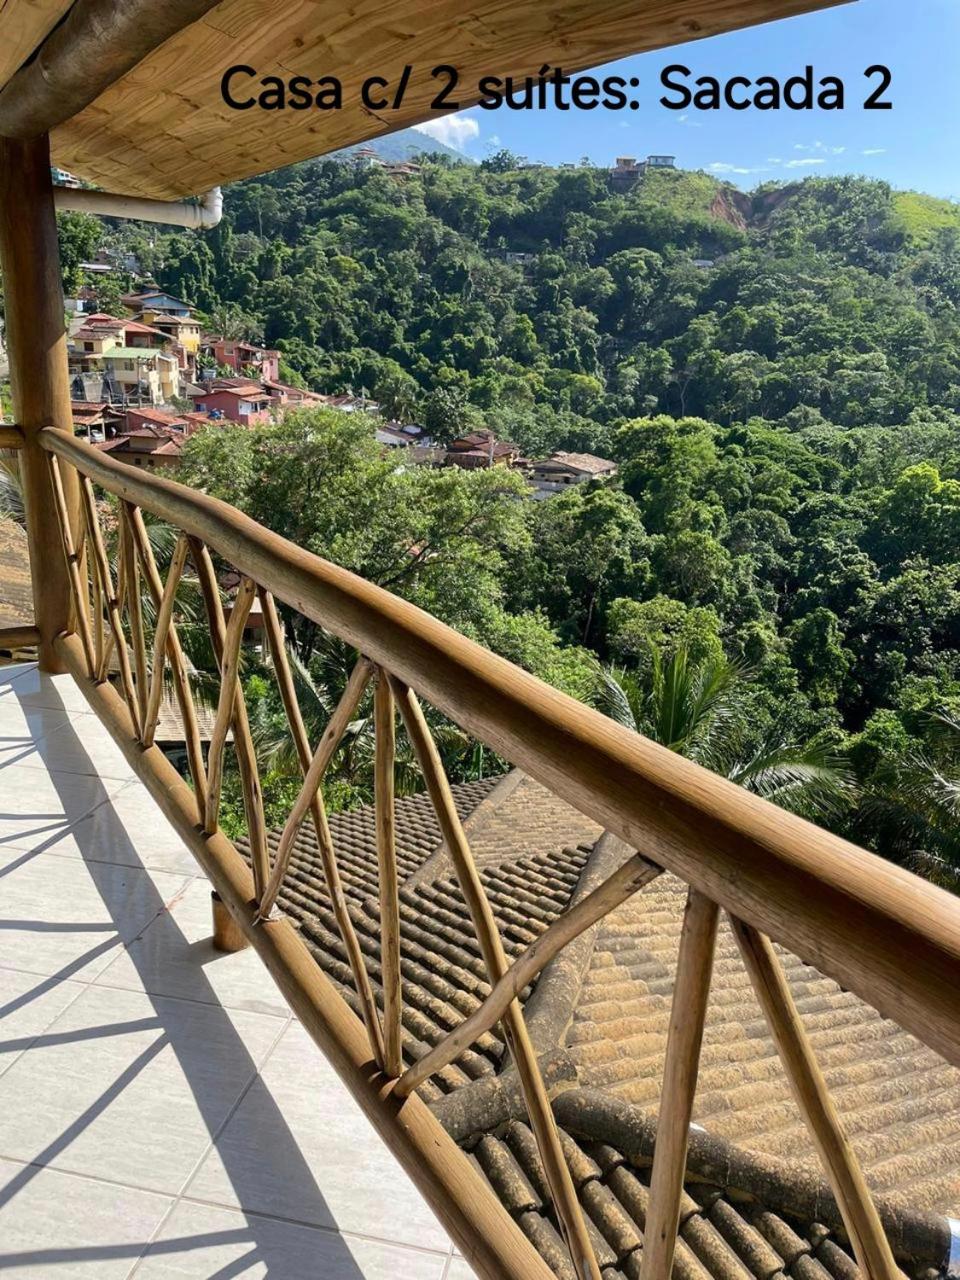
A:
[188,378,273,425]
[122,289,194,318]
[123,290,201,376]
[70,400,123,441]
[376,421,430,449]
[609,153,677,189]
[141,313,201,375]
[445,431,520,470]
[68,313,181,405]
[181,410,220,432]
[317,392,379,414]
[95,428,183,471]
[383,161,421,181]
[528,450,618,498]
[204,337,280,382]
[50,165,81,188]
[123,406,190,435]
[352,145,381,169]
[610,156,645,188]
[261,379,325,408]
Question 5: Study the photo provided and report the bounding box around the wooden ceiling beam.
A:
[0,0,222,139]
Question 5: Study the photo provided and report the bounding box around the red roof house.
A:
[187,379,273,425]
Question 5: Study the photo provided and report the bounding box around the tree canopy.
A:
[56,157,960,883]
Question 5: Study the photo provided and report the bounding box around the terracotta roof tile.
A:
[566,871,960,1217]
[0,516,32,629]
[235,774,955,1276]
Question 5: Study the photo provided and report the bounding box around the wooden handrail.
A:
[0,623,40,647]
[53,630,554,1280]
[38,426,960,1072]
[0,424,24,449]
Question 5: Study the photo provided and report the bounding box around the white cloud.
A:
[413,114,480,152]
[708,162,768,175]
[784,157,826,168]
[677,113,702,128]
[794,140,845,156]
[767,157,783,164]
[862,147,887,156]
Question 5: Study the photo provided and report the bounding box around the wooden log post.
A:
[0,133,81,671]
[641,890,719,1280]
[730,918,904,1279]
[211,890,249,953]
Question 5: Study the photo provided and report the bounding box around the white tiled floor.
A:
[0,662,470,1279]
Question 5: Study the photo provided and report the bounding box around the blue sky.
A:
[414,0,960,199]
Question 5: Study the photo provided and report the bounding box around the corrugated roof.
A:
[80,346,162,360]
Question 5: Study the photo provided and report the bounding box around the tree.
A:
[786,607,852,708]
[857,710,960,887]
[56,212,101,295]
[596,645,852,820]
[480,149,523,172]
[516,486,649,644]
[605,596,722,669]
[421,385,471,444]
[374,361,420,422]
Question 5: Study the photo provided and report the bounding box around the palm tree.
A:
[860,710,960,889]
[595,644,853,822]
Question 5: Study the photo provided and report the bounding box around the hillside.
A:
[55,159,960,880]
[890,190,960,246]
[104,159,959,440]
[331,124,472,166]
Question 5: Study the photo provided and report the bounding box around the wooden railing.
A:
[33,426,960,1280]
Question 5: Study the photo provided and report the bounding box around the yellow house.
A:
[122,291,202,375]
[68,314,181,404]
[145,312,201,357]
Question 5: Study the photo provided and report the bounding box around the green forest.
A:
[59,154,960,883]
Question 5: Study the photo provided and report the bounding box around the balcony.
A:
[1,423,959,1280]
[0,659,471,1277]
[0,1,956,1271]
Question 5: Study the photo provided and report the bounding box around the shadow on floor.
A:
[0,666,367,1278]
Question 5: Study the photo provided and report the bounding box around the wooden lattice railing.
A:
[35,426,960,1280]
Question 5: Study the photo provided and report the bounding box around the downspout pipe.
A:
[52,185,223,230]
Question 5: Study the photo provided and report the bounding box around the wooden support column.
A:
[211,891,249,953]
[0,132,79,671]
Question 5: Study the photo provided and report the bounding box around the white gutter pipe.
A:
[52,185,223,230]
